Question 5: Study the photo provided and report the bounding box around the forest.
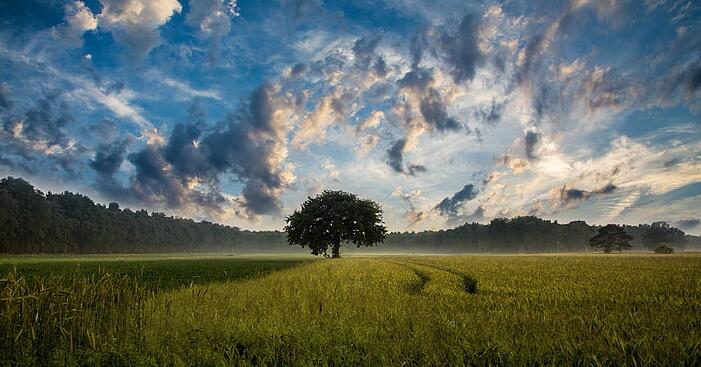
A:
[0,177,696,254]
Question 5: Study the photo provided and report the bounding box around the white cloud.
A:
[52,1,98,47]
[186,0,238,37]
[98,0,182,58]
[145,70,223,100]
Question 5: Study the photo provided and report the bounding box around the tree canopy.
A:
[284,190,387,258]
[642,221,687,250]
[589,224,633,253]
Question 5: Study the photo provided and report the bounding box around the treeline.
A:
[0,177,290,253]
[383,217,695,253]
[0,177,697,253]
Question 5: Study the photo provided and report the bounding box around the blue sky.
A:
[0,0,700,234]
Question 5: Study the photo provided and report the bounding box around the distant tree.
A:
[589,224,633,253]
[284,190,387,258]
[642,222,686,250]
[653,243,674,254]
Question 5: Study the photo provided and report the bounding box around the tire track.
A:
[394,259,478,294]
[382,260,430,294]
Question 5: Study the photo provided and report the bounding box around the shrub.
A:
[654,243,674,254]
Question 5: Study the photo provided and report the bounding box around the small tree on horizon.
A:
[642,221,687,251]
[589,224,633,253]
[284,190,387,258]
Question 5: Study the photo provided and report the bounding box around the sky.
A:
[0,0,700,234]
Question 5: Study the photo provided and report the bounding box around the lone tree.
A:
[285,190,387,258]
[589,224,633,253]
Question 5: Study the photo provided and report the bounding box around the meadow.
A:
[1,253,700,365]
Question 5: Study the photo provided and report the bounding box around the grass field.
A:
[2,253,700,365]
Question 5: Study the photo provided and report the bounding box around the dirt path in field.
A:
[383,259,478,295]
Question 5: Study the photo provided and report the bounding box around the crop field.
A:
[2,253,700,365]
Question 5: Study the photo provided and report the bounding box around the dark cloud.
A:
[0,84,11,110]
[397,68,462,132]
[525,130,540,160]
[352,36,388,78]
[592,183,617,194]
[551,182,617,207]
[435,184,478,217]
[475,100,505,125]
[386,138,406,174]
[675,219,700,230]
[163,106,211,178]
[397,68,433,90]
[386,139,426,176]
[407,164,427,175]
[102,83,292,216]
[687,60,701,94]
[419,90,460,131]
[0,92,85,175]
[90,138,131,176]
[438,13,482,83]
[410,26,429,68]
[7,92,71,147]
[353,36,381,68]
[289,63,308,77]
[88,119,119,142]
[128,146,188,207]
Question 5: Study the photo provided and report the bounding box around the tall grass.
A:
[0,270,150,364]
[1,254,700,365]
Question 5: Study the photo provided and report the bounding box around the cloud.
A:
[407,164,427,175]
[352,36,387,77]
[146,70,223,100]
[90,138,131,176]
[525,130,540,160]
[438,13,483,83]
[392,187,429,227]
[675,218,700,231]
[320,159,340,180]
[448,205,486,225]
[0,84,11,110]
[292,92,343,149]
[435,184,478,217]
[386,138,426,176]
[98,0,183,59]
[387,67,463,173]
[387,138,406,174]
[396,68,462,133]
[287,63,308,78]
[419,89,460,131]
[99,82,296,217]
[550,182,617,208]
[127,145,189,207]
[53,1,98,47]
[0,92,85,174]
[474,99,505,125]
[185,0,239,62]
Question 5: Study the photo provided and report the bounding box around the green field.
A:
[2,254,700,365]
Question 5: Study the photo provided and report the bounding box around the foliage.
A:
[589,224,634,253]
[642,222,687,250]
[285,190,387,258]
[654,243,675,254]
[0,177,241,253]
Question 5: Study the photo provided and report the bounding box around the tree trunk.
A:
[331,243,341,258]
